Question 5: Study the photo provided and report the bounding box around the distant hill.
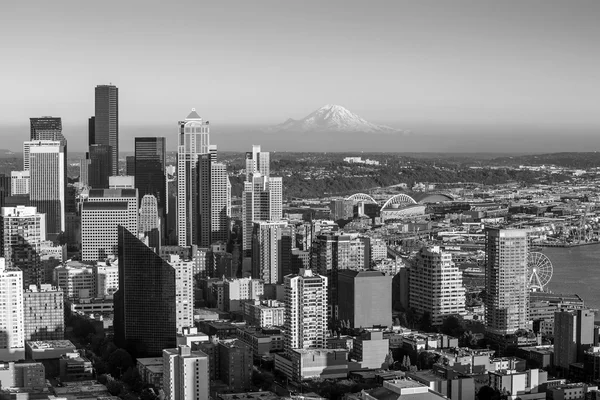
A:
[0,149,18,158]
[492,152,600,169]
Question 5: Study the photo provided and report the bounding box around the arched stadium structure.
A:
[345,193,378,204]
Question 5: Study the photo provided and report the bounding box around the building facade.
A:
[409,246,466,326]
[163,345,209,400]
[23,284,64,341]
[485,228,529,335]
[0,258,25,361]
[94,84,119,176]
[284,269,328,351]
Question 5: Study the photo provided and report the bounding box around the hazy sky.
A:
[1,0,599,151]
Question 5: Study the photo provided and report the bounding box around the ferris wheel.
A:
[527,252,553,291]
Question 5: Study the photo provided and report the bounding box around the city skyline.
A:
[1,0,599,153]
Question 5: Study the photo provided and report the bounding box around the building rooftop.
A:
[27,340,76,350]
[82,201,129,211]
[136,357,163,367]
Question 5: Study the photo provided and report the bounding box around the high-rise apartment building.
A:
[0,206,45,287]
[28,141,65,235]
[115,227,177,357]
[245,145,270,181]
[251,221,289,284]
[554,309,595,369]
[211,161,231,244]
[11,171,30,195]
[338,270,392,329]
[81,188,138,261]
[177,109,210,246]
[23,284,64,341]
[94,85,119,175]
[0,258,25,361]
[163,345,209,400]
[484,228,529,335]
[242,174,282,253]
[284,269,328,351]
[409,246,466,326]
[167,255,194,333]
[134,137,166,211]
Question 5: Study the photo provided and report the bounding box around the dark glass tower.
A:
[134,137,166,209]
[88,144,112,189]
[88,116,95,145]
[115,226,177,357]
[94,85,119,175]
[30,117,65,144]
[198,153,211,247]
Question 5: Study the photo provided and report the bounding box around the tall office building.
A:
[177,109,210,246]
[163,345,209,400]
[554,309,595,369]
[139,194,160,248]
[28,141,65,235]
[23,284,64,341]
[484,228,529,336]
[245,145,270,181]
[242,174,282,253]
[251,221,288,284]
[30,117,64,143]
[134,137,166,210]
[94,85,119,175]
[115,227,177,357]
[11,171,30,195]
[88,144,112,188]
[0,206,45,287]
[198,154,212,247]
[284,269,328,351]
[88,117,95,145]
[409,246,466,326]
[126,156,135,176]
[0,258,25,361]
[81,189,138,261]
[0,175,10,210]
[338,270,392,329]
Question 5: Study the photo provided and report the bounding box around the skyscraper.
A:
[484,228,529,336]
[409,246,466,326]
[139,194,160,248]
[284,269,328,351]
[245,144,270,181]
[30,117,65,144]
[177,109,210,246]
[115,226,177,357]
[11,171,30,195]
[0,206,45,287]
[28,141,65,235]
[211,162,231,244]
[242,174,283,253]
[198,154,212,247]
[0,257,25,361]
[94,85,119,176]
[163,345,209,400]
[88,116,95,145]
[251,221,288,284]
[88,144,112,188]
[167,255,194,333]
[134,137,166,211]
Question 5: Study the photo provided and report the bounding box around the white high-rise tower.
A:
[177,109,210,246]
[283,269,328,351]
[0,258,25,361]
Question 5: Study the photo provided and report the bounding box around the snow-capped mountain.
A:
[270,104,406,134]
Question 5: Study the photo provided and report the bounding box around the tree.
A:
[108,348,133,378]
[384,350,394,369]
[419,311,433,333]
[441,316,465,338]
[122,366,142,386]
[106,379,123,396]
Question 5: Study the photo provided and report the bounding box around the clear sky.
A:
[1,0,599,152]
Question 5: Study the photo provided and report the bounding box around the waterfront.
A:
[544,246,600,311]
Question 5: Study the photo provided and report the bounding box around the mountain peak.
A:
[270,105,406,134]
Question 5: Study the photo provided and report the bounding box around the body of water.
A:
[543,245,600,310]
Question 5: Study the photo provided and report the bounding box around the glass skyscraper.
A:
[94,85,119,176]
